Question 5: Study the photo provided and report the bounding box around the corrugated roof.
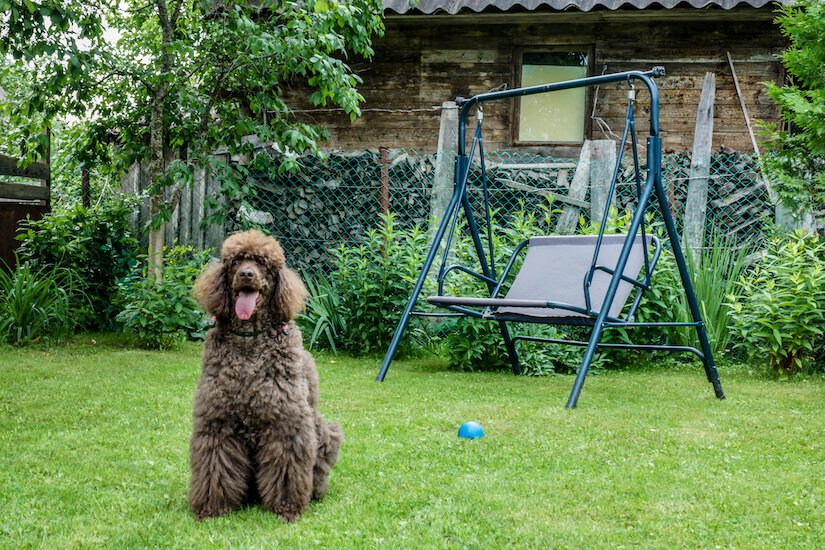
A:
[383,0,785,14]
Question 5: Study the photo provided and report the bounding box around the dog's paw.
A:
[273,504,303,523]
[193,505,232,521]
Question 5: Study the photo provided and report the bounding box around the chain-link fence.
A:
[239,148,771,275]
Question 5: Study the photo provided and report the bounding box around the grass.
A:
[1,334,823,548]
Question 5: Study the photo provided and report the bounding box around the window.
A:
[515,50,591,144]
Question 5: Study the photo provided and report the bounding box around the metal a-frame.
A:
[376,67,725,408]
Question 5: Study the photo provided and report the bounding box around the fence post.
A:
[556,140,592,233]
[683,72,715,259]
[430,101,458,238]
[81,166,91,208]
[379,146,390,215]
[589,139,618,227]
[193,166,206,251]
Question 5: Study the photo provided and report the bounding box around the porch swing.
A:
[376,67,726,409]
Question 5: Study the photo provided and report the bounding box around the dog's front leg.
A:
[189,428,251,520]
[256,422,317,522]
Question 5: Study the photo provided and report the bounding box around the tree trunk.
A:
[146,0,177,283]
[147,87,168,284]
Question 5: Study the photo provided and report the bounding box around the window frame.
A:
[511,45,595,147]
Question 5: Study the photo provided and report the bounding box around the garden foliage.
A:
[116,246,213,350]
[0,260,84,345]
[15,199,139,330]
[330,213,429,357]
[728,230,825,375]
[321,206,764,374]
[2,0,385,279]
[626,229,752,358]
[298,273,346,353]
[762,0,825,219]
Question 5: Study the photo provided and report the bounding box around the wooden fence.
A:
[0,153,50,268]
[119,159,227,254]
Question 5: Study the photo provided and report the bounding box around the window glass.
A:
[518,51,588,143]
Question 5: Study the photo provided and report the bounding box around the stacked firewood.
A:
[241,148,769,272]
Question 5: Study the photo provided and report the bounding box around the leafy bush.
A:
[671,232,753,357]
[16,199,140,330]
[445,317,599,375]
[625,229,753,359]
[728,230,825,375]
[116,246,212,350]
[0,261,85,345]
[297,273,346,352]
[761,0,825,219]
[331,213,430,356]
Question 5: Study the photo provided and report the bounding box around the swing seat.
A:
[428,234,660,325]
[379,67,726,408]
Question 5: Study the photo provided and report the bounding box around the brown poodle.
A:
[189,229,342,522]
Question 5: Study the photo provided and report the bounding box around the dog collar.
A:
[229,323,290,338]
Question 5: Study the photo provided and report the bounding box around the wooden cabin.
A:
[293,0,789,156]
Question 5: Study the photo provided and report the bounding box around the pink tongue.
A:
[235,291,259,320]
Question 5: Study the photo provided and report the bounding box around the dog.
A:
[188,229,342,522]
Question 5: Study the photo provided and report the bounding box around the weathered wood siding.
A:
[291,8,784,154]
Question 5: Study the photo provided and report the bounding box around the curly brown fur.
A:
[189,229,342,522]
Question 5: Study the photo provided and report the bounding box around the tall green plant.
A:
[728,230,825,375]
[298,274,346,352]
[607,225,752,361]
[332,213,430,356]
[4,0,384,281]
[761,0,825,218]
[116,245,212,350]
[0,261,84,345]
[670,230,753,357]
[16,199,139,330]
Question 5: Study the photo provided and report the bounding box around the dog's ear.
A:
[270,267,307,321]
[193,260,231,319]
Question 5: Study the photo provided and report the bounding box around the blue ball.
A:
[458,421,484,439]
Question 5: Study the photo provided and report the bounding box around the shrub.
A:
[16,198,140,330]
[671,231,753,357]
[626,230,753,359]
[0,260,85,345]
[116,245,212,350]
[445,318,602,375]
[331,213,430,356]
[297,273,346,352]
[728,230,825,375]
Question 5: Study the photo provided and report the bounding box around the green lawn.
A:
[1,335,823,548]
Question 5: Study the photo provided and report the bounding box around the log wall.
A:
[289,7,785,154]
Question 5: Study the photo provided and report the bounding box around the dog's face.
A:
[229,258,267,321]
[194,230,307,324]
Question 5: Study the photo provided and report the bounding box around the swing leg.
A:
[566,322,605,409]
[654,169,725,400]
[376,168,466,382]
[498,321,521,375]
[568,140,661,408]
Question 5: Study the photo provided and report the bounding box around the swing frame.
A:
[376,66,725,408]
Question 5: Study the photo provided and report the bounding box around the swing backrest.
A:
[497,234,655,320]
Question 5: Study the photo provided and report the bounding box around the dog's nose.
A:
[238,267,254,280]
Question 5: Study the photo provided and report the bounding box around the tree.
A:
[1,1,104,166]
[763,0,825,221]
[2,0,384,280]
